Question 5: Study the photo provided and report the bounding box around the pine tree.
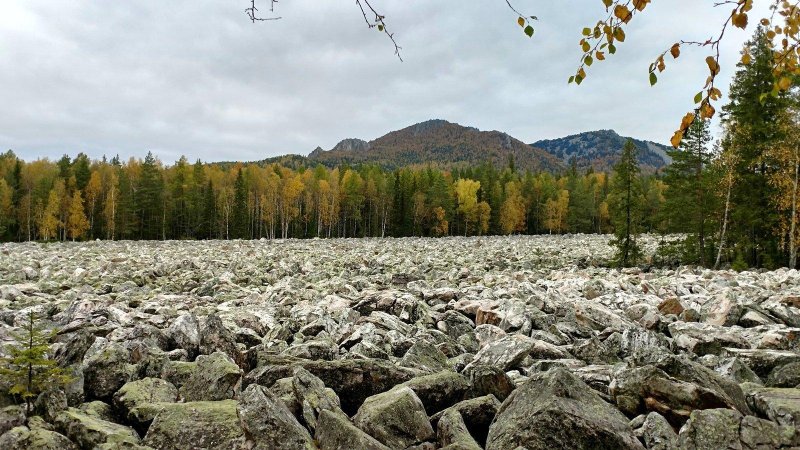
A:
[609,140,643,267]
[137,152,164,240]
[0,312,72,416]
[663,116,715,264]
[232,168,249,239]
[722,26,790,267]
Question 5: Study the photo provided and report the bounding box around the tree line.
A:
[0,30,797,269]
[0,148,669,243]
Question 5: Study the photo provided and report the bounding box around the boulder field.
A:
[0,235,799,449]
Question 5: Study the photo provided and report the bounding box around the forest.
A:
[0,29,798,270]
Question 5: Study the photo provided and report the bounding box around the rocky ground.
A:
[0,235,799,450]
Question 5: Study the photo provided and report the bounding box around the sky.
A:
[0,1,771,163]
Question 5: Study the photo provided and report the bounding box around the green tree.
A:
[137,152,164,239]
[0,312,72,416]
[663,116,715,264]
[609,140,643,267]
[722,27,796,268]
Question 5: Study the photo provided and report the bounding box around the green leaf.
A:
[377,24,384,32]
[649,72,657,86]
[582,27,591,36]
[608,43,616,54]
[568,75,575,84]
[693,91,703,104]
[575,75,584,85]
[524,25,534,37]
[584,55,593,66]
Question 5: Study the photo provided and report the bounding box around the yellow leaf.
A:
[680,112,695,130]
[671,130,684,148]
[706,56,720,75]
[741,53,751,65]
[518,17,525,27]
[614,5,631,23]
[778,76,793,90]
[732,13,748,29]
[596,51,605,61]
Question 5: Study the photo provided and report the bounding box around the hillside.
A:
[308,119,564,172]
[531,129,672,172]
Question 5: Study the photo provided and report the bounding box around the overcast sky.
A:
[0,1,770,163]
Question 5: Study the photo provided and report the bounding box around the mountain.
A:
[531,130,672,172]
[308,119,564,172]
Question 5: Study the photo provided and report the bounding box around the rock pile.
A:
[0,235,799,449]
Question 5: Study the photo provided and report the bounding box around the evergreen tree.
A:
[137,152,164,239]
[232,168,249,239]
[0,312,72,416]
[609,140,643,267]
[663,116,715,264]
[722,26,790,267]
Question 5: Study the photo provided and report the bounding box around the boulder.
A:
[0,425,78,450]
[747,387,800,427]
[143,401,245,450]
[610,356,751,426]
[315,409,390,450]
[399,340,451,373]
[34,389,68,423]
[243,355,416,414]
[0,405,26,436]
[399,370,470,415]
[166,314,200,357]
[353,386,434,449]
[291,368,346,432]
[82,341,135,400]
[464,335,535,372]
[676,408,800,449]
[632,412,677,450]
[54,407,140,449]
[179,352,241,401]
[464,364,515,402]
[766,361,800,387]
[237,384,314,450]
[112,378,178,427]
[199,314,240,364]
[486,367,644,450]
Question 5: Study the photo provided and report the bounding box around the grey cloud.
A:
[0,1,772,163]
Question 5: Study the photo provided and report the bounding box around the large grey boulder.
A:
[179,352,241,401]
[54,407,141,449]
[112,378,178,428]
[610,355,751,426]
[315,409,389,450]
[291,367,346,432]
[747,386,800,427]
[166,313,200,357]
[464,335,535,372]
[399,370,470,415]
[353,386,435,449]
[243,355,416,414]
[82,341,135,400]
[632,412,677,450]
[676,408,800,449]
[236,384,314,450]
[0,425,78,450]
[143,401,245,450]
[486,367,644,450]
[399,340,451,373]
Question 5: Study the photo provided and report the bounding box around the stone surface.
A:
[353,386,435,449]
[2,236,800,448]
[486,367,644,450]
[237,384,314,450]
[142,401,245,450]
